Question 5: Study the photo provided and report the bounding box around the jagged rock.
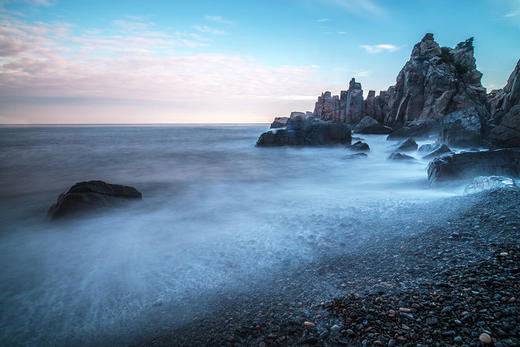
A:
[383,34,488,127]
[490,105,520,147]
[396,138,418,152]
[314,91,341,122]
[388,152,415,161]
[256,115,351,147]
[387,120,440,140]
[364,90,383,122]
[441,107,484,147]
[270,117,289,129]
[348,141,370,152]
[344,78,364,123]
[48,180,142,219]
[488,59,520,118]
[464,176,518,195]
[353,116,392,134]
[427,149,520,183]
[344,153,368,159]
[422,144,452,159]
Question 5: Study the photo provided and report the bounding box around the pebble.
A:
[303,321,315,328]
[399,307,411,313]
[479,333,492,344]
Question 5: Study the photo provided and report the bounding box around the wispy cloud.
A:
[355,71,370,77]
[360,44,398,53]
[23,0,53,6]
[504,8,520,17]
[193,25,227,35]
[337,31,346,35]
[317,18,329,22]
[204,15,234,25]
[319,0,383,16]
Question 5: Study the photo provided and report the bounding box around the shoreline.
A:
[140,189,520,346]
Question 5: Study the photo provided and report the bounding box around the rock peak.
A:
[421,33,435,42]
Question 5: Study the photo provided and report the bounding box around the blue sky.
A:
[1,0,519,123]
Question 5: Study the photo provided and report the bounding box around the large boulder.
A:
[353,116,392,134]
[440,107,484,147]
[388,152,415,161]
[256,115,351,147]
[427,149,520,183]
[489,104,520,148]
[48,181,142,219]
[387,120,440,140]
[348,141,370,152]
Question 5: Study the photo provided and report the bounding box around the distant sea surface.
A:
[0,125,458,346]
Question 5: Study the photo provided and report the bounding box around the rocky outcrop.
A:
[427,149,520,183]
[256,113,351,146]
[270,117,289,129]
[383,34,489,126]
[488,60,520,147]
[314,92,341,122]
[48,181,142,219]
[489,105,520,147]
[353,116,392,134]
[440,107,484,147]
[348,141,370,152]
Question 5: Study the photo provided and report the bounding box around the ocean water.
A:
[0,125,460,345]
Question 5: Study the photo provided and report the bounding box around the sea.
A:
[0,125,461,345]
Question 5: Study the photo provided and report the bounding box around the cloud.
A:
[319,0,383,16]
[360,44,398,53]
[204,15,234,25]
[337,31,346,35]
[0,17,322,105]
[193,25,227,35]
[22,0,53,6]
[317,18,329,22]
[504,9,520,17]
[354,71,370,77]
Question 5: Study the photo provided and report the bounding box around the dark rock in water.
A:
[48,180,142,219]
[344,153,368,159]
[427,149,520,183]
[387,121,440,140]
[388,152,415,161]
[490,105,520,148]
[353,116,392,134]
[270,117,289,129]
[397,138,418,152]
[418,143,440,154]
[256,114,351,147]
[348,141,370,152]
[422,144,453,159]
[441,107,484,147]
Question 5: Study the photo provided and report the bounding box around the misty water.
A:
[0,125,463,345]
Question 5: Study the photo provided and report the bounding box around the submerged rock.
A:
[348,141,370,152]
[464,176,518,195]
[427,149,520,183]
[396,138,418,152]
[388,152,415,161]
[422,144,453,159]
[344,153,368,159]
[48,180,142,219]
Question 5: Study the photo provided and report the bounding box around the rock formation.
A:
[427,150,520,183]
[383,34,488,126]
[256,113,351,147]
[488,60,520,147]
[48,180,142,219]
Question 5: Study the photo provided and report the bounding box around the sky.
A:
[0,0,519,124]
